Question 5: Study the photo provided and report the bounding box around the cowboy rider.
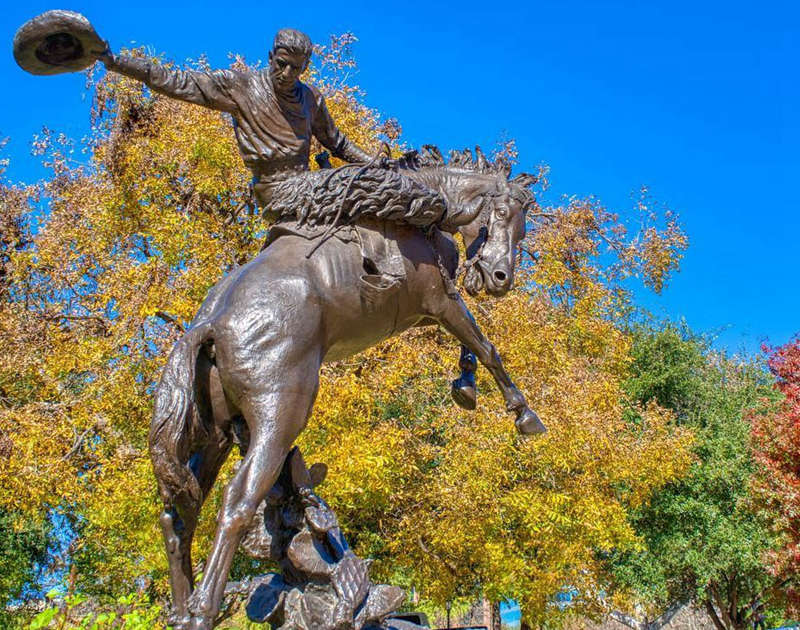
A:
[94,28,478,408]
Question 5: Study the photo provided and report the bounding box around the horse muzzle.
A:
[477,261,513,297]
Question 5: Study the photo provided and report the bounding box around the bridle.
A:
[456,182,529,279]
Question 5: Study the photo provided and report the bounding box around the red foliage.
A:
[751,338,800,612]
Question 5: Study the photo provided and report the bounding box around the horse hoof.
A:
[451,380,476,410]
[515,408,547,435]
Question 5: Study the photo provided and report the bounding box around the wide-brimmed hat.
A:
[13,10,105,76]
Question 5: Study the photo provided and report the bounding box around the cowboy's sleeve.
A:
[310,87,371,163]
[104,54,240,113]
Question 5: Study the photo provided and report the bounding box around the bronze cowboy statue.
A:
[14,10,547,630]
[92,20,482,410]
[100,28,372,209]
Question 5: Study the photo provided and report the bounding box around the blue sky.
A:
[2,0,796,354]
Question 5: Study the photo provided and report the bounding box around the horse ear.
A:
[475,146,489,171]
[511,172,538,188]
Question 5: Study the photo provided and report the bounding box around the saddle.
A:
[261,163,447,302]
[263,217,407,306]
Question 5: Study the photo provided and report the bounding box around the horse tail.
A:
[149,321,213,512]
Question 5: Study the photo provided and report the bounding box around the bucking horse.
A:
[149,146,547,629]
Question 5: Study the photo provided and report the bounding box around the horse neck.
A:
[405,167,492,215]
[402,167,448,197]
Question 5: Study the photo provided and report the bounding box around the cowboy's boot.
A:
[451,345,477,410]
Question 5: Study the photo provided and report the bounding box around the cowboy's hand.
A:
[378,156,400,170]
[91,40,115,66]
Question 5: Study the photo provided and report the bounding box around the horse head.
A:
[414,145,538,297]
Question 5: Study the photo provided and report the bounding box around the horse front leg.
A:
[437,297,546,435]
[451,345,478,410]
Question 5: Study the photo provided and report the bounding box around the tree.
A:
[607,324,787,630]
[751,338,800,618]
[0,38,690,627]
[0,139,53,621]
[0,510,50,622]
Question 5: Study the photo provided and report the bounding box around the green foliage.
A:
[23,590,162,629]
[0,510,50,616]
[609,323,785,628]
[623,323,705,421]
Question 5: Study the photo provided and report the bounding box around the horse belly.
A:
[313,240,420,363]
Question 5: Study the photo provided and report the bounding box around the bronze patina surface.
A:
[149,146,542,629]
[13,10,106,75]
[15,13,545,629]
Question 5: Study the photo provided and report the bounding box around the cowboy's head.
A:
[268,28,312,95]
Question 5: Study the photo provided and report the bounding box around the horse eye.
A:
[496,206,508,218]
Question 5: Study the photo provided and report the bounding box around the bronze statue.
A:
[236,445,417,629]
[14,10,481,409]
[147,145,543,629]
[14,11,546,629]
[93,18,485,411]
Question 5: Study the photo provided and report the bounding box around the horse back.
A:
[191,221,455,364]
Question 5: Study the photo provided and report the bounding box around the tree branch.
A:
[155,310,185,332]
[417,537,459,576]
[61,423,97,461]
[705,600,727,630]
[42,313,110,335]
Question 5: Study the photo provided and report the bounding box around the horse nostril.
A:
[493,269,508,283]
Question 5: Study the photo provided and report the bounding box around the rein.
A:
[427,186,495,300]
[457,202,491,280]
[304,153,387,259]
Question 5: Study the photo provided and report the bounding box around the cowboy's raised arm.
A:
[98,46,239,113]
[309,86,371,163]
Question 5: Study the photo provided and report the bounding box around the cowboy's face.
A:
[268,48,308,94]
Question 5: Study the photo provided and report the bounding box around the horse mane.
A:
[265,145,538,229]
[404,144,539,211]
[266,166,447,228]
[414,144,532,180]
[413,145,539,208]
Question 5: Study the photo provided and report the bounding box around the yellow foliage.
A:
[0,40,690,625]
[295,278,692,624]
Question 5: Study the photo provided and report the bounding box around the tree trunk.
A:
[491,601,501,630]
[481,599,503,630]
[481,599,492,628]
[705,599,728,630]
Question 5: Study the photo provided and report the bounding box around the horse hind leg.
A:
[159,441,233,627]
[153,351,235,628]
[158,495,199,628]
[186,359,321,630]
